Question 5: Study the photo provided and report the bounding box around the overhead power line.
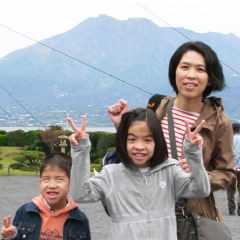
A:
[0,105,28,131]
[0,6,240,127]
[0,83,46,129]
[136,1,240,77]
[0,23,153,96]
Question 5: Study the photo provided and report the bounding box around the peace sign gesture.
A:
[185,120,205,147]
[1,216,16,239]
[67,115,87,145]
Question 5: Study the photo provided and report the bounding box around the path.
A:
[0,176,239,239]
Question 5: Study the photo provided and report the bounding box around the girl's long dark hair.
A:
[116,108,168,168]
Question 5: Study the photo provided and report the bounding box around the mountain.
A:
[0,14,240,127]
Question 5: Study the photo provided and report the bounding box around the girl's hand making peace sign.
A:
[67,115,87,145]
[179,120,205,173]
[185,120,205,147]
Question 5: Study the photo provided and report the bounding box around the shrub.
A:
[93,158,102,164]
[9,162,25,170]
[0,135,8,146]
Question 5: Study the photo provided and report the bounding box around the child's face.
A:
[39,165,70,211]
[127,121,155,168]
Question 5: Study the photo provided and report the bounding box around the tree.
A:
[13,151,45,168]
[0,130,7,135]
[0,135,8,146]
[39,125,65,153]
[24,130,46,151]
[96,132,115,158]
[9,162,24,170]
[87,131,115,162]
[8,130,27,147]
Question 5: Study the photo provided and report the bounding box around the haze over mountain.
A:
[0,15,240,127]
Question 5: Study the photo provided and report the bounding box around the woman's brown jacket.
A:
[156,96,236,221]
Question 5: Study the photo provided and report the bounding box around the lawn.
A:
[0,146,96,176]
[0,146,39,176]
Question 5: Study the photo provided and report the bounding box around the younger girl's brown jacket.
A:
[156,96,236,221]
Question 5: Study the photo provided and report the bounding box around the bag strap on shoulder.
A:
[167,97,177,159]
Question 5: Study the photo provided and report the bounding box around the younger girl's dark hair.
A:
[39,152,72,178]
[116,108,168,168]
[169,41,225,98]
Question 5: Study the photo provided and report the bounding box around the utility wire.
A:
[1,15,240,92]
[0,23,153,128]
[0,105,28,131]
[0,83,46,129]
[0,23,153,96]
[136,2,192,41]
[136,1,240,77]
[1,7,240,127]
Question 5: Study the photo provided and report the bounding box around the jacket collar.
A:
[26,201,86,222]
[156,95,224,131]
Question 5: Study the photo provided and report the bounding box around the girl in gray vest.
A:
[68,108,209,240]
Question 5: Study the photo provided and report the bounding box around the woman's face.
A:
[175,50,210,100]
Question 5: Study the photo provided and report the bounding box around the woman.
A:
[108,41,236,221]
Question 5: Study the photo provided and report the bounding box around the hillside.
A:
[0,15,240,127]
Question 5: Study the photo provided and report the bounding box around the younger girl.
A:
[68,108,209,240]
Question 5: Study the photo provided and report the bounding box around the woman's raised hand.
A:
[108,99,128,129]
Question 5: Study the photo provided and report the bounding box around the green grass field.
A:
[0,146,97,176]
[0,146,39,176]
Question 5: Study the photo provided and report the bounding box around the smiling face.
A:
[39,165,70,211]
[126,121,155,168]
[175,50,210,101]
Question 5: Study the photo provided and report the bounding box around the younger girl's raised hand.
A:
[67,115,87,145]
[185,120,205,147]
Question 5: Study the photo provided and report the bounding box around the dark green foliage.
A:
[25,130,46,152]
[88,132,99,159]
[93,158,102,164]
[106,147,116,152]
[0,128,115,166]
[8,130,27,147]
[9,162,25,170]
[0,163,3,169]
[88,131,115,162]
[96,133,115,157]
[13,150,45,167]
[0,135,8,146]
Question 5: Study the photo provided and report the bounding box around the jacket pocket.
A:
[68,229,88,239]
[18,222,35,239]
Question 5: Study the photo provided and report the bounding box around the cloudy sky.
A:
[0,0,239,58]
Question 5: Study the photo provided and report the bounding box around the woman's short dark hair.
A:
[168,41,225,98]
[116,108,168,169]
[40,152,72,178]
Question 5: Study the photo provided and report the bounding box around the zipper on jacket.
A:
[143,176,148,185]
